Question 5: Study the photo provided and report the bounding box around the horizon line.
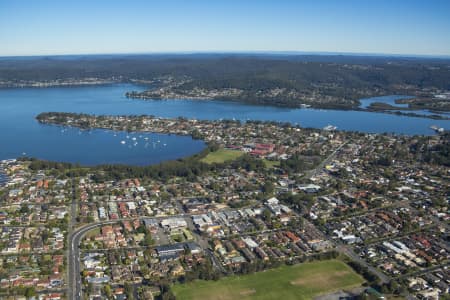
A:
[1,50,450,60]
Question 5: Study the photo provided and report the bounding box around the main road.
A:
[305,141,348,179]
[68,213,197,300]
[69,222,105,300]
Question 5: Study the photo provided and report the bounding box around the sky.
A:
[0,0,450,57]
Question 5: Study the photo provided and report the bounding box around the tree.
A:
[19,204,30,214]
[263,209,272,222]
[141,232,155,246]
[262,181,274,195]
[160,283,176,300]
[103,284,112,298]
[124,282,134,300]
[24,287,36,298]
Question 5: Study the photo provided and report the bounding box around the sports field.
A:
[172,260,365,300]
[200,149,244,164]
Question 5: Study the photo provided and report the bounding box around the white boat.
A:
[323,125,337,131]
[120,140,126,144]
[430,125,444,133]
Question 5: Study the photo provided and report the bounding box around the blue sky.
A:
[0,0,449,56]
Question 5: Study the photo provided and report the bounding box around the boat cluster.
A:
[119,134,167,149]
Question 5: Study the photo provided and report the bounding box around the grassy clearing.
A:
[84,228,100,239]
[200,149,244,164]
[172,260,365,300]
[263,159,280,168]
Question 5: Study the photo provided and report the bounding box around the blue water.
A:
[0,84,206,166]
[0,84,448,165]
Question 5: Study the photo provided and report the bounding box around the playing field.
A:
[200,149,244,164]
[172,260,365,300]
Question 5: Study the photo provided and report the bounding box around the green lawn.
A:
[172,260,365,300]
[263,159,280,168]
[200,149,244,164]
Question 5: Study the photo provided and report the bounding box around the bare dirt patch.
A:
[290,270,351,286]
[239,289,256,296]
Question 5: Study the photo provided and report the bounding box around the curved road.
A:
[69,222,107,300]
[68,214,192,299]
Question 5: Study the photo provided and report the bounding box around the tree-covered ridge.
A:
[1,54,450,109]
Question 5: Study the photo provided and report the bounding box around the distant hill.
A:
[1,53,449,109]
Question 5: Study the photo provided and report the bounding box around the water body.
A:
[0,84,448,165]
[0,84,206,166]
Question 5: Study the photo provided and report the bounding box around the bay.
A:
[0,84,448,165]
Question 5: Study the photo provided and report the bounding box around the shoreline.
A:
[36,111,447,140]
[13,110,445,168]
[126,94,450,120]
[1,82,447,120]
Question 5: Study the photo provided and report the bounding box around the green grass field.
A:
[200,149,244,164]
[263,159,281,168]
[172,260,365,300]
